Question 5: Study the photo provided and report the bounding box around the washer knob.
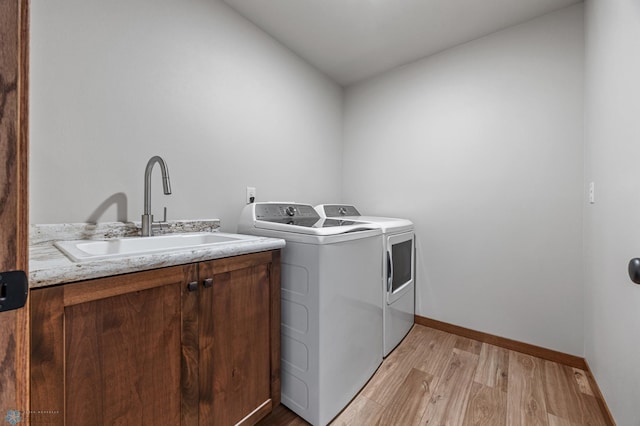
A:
[285,206,297,217]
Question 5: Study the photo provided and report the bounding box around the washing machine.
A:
[316,204,415,358]
[237,202,383,426]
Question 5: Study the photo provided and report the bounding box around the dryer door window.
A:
[387,232,414,304]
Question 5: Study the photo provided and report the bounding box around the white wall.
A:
[584,0,640,423]
[30,0,343,231]
[343,5,585,355]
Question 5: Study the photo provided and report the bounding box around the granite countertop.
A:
[29,220,285,288]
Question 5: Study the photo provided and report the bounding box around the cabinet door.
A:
[198,252,277,426]
[31,264,197,426]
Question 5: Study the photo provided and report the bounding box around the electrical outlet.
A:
[589,182,595,204]
[246,186,256,204]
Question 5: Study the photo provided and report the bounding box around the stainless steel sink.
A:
[54,232,259,262]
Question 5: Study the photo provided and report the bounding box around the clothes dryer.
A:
[238,202,382,426]
[316,204,415,357]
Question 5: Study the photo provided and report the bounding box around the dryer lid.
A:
[315,204,413,233]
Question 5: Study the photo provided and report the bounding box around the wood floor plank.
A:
[577,394,609,426]
[330,395,383,426]
[548,413,576,426]
[412,327,458,377]
[362,326,441,406]
[455,335,483,355]
[474,343,509,392]
[462,382,506,426]
[420,348,479,426]
[360,326,423,405]
[571,367,594,396]
[255,404,309,426]
[506,352,549,426]
[376,368,436,426]
[547,412,603,426]
[543,361,583,423]
[543,361,607,426]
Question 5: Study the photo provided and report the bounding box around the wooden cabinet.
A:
[198,254,276,425]
[31,251,281,426]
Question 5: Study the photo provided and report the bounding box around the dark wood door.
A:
[198,252,276,426]
[30,265,197,425]
[0,0,29,418]
[65,285,182,424]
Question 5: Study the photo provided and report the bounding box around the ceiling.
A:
[223,0,581,86]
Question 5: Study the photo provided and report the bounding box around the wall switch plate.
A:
[246,186,256,204]
[589,182,595,204]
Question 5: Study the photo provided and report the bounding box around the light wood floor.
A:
[257,324,608,426]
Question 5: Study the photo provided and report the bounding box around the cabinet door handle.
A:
[186,281,199,292]
[203,278,213,288]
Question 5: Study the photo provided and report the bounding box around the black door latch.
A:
[0,270,28,312]
[628,258,640,285]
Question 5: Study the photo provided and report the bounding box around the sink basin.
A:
[55,232,258,262]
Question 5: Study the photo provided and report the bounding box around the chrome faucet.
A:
[141,156,172,237]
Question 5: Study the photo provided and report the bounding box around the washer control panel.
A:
[256,203,320,221]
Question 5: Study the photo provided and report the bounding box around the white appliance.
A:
[237,202,383,426]
[316,204,415,357]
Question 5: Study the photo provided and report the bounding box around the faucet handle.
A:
[151,207,168,232]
